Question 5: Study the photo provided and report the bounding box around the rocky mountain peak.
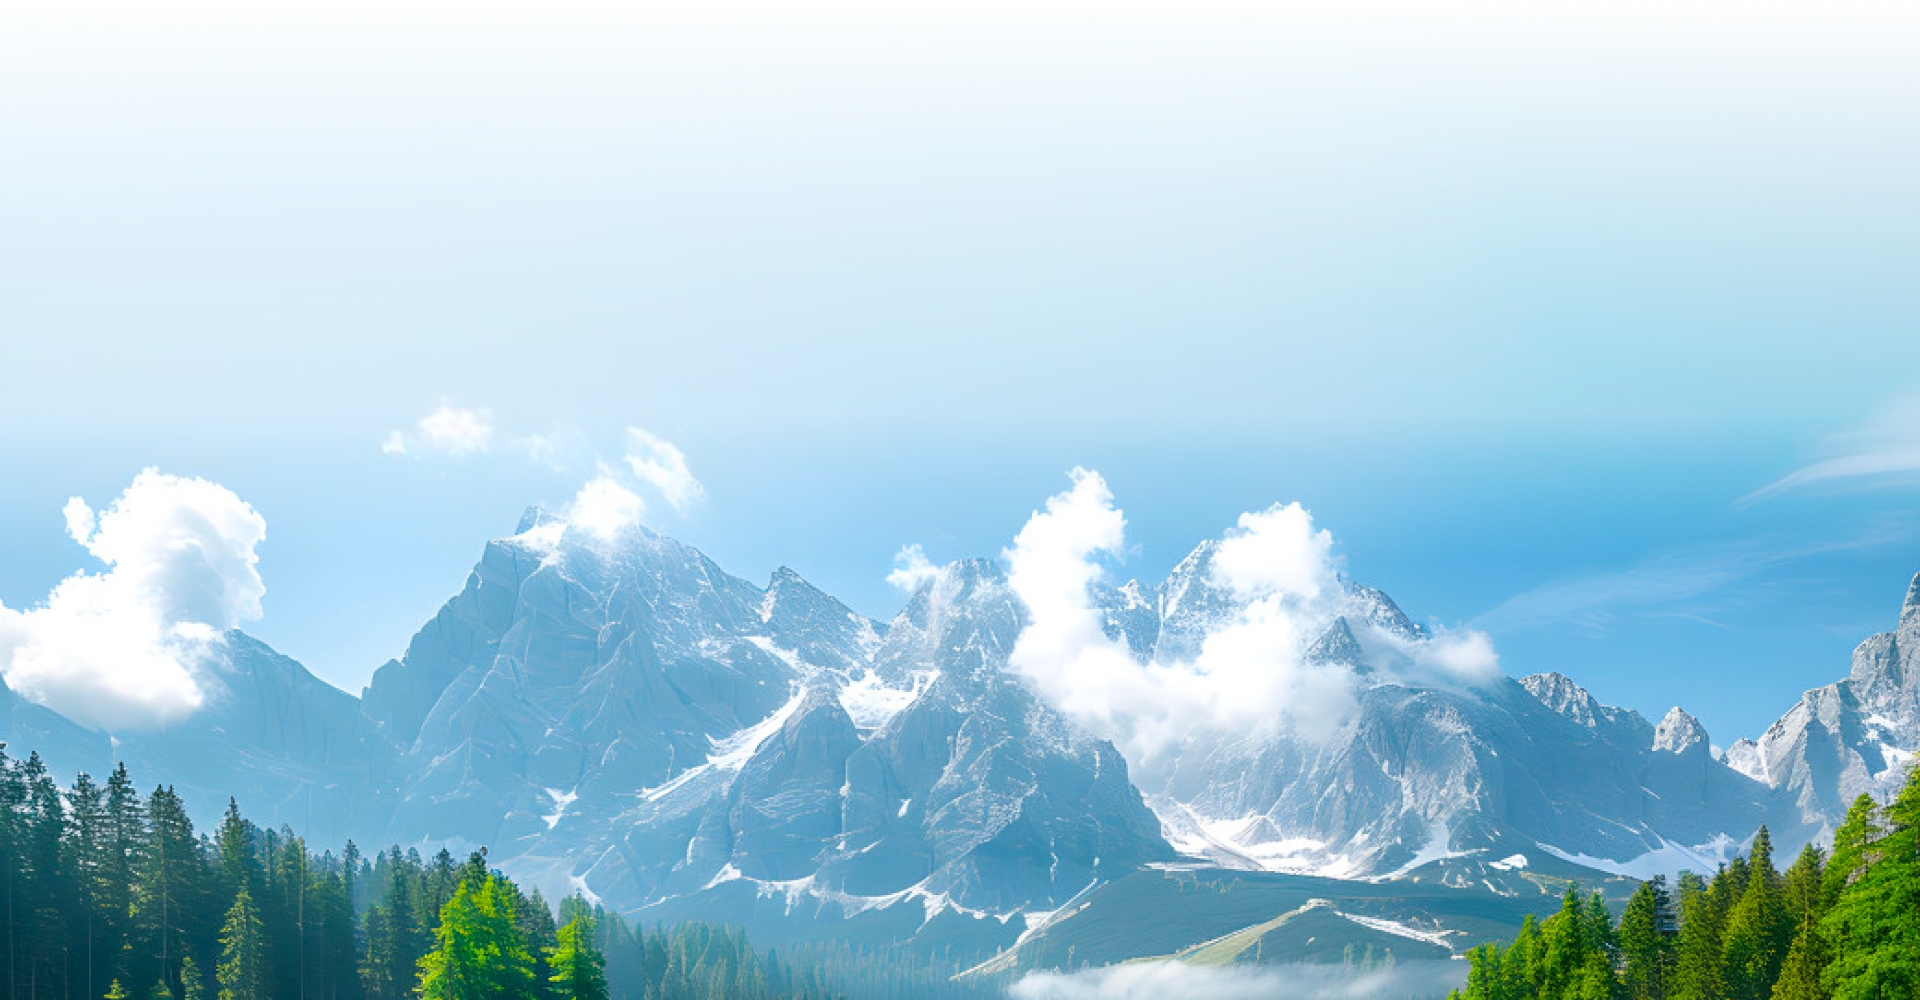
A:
[1521,672,1601,726]
[1340,583,1426,641]
[1305,617,1365,667]
[515,505,562,534]
[1902,571,1920,631]
[1653,706,1708,754]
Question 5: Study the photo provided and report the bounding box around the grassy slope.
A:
[960,861,1632,978]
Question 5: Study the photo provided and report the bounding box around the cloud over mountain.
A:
[0,470,267,730]
[1004,468,1498,764]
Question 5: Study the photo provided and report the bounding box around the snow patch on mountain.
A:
[1337,912,1456,950]
[642,686,808,803]
[542,787,578,830]
[1536,834,1738,881]
[836,668,936,731]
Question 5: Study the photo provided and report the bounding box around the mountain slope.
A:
[1725,572,1920,832]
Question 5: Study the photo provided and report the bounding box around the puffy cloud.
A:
[886,544,943,592]
[382,405,494,457]
[1212,503,1337,603]
[1004,469,1499,771]
[0,470,267,731]
[623,427,704,513]
[1010,960,1466,1000]
[564,474,646,542]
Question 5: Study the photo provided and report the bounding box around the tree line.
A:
[0,745,846,1000]
[1452,763,1920,1000]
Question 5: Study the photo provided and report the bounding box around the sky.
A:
[2,0,1919,745]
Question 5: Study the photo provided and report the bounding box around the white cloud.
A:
[886,543,943,592]
[382,405,494,457]
[1744,398,1920,502]
[623,427,704,513]
[1212,503,1337,603]
[565,474,646,542]
[1010,960,1466,1000]
[0,470,267,731]
[1004,469,1499,770]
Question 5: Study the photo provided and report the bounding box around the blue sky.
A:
[2,0,1918,744]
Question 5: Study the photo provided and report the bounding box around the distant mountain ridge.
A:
[1,508,1914,963]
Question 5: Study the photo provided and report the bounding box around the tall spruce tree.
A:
[1672,870,1727,1000]
[216,888,267,1000]
[1722,826,1793,1000]
[1619,876,1675,1000]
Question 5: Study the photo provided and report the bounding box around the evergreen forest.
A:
[0,745,946,1000]
[1452,765,1920,1000]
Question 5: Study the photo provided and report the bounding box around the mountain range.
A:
[3,508,1916,968]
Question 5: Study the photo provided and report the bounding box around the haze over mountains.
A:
[1,470,1917,967]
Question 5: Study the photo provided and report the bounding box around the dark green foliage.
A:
[1618,876,1675,1000]
[1819,767,1920,1000]
[0,747,850,1000]
[1453,765,1920,1000]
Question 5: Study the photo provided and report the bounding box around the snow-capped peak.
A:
[1653,706,1707,754]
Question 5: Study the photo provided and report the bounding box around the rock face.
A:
[1724,572,1920,833]
[355,521,1169,937]
[1152,663,1773,879]
[1106,542,1778,881]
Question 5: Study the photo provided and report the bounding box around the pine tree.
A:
[216,888,268,1000]
[1821,795,1879,906]
[69,771,117,1000]
[1620,876,1675,1000]
[103,764,144,987]
[20,752,72,993]
[137,786,207,992]
[179,954,208,1000]
[1771,917,1831,1000]
[547,915,609,1000]
[214,801,258,904]
[1723,826,1793,1000]
[1780,844,1826,929]
[417,874,537,1000]
[1672,869,1728,1000]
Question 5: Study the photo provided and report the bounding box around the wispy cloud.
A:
[623,427,704,514]
[1744,399,1920,502]
[1475,524,1917,636]
[382,408,707,526]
